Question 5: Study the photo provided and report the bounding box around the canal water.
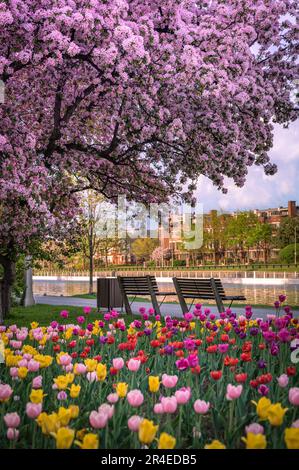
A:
[33,280,299,307]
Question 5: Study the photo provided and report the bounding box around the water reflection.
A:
[33,280,299,307]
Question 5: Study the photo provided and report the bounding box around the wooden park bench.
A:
[172,277,246,314]
[117,275,176,316]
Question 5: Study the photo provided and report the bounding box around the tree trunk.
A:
[0,256,16,324]
[88,233,94,295]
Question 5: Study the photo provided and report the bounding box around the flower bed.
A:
[0,301,299,449]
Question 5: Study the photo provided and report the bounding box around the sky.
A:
[195,119,299,213]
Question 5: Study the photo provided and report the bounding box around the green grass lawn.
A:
[5,304,100,327]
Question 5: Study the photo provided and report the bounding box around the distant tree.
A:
[248,222,273,263]
[277,217,299,248]
[279,244,299,264]
[131,238,158,263]
[225,212,259,263]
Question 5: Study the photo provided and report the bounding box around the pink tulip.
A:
[245,423,264,435]
[128,415,142,432]
[226,384,243,400]
[161,396,177,413]
[292,419,299,428]
[98,404,114,419]
[0,384,13,402]
[193,399,210,414]
[4,412,20,428]
[26,402,42,419]
[154,403,164,414]
[289,387,299,406]
[107,393,119,404]
[127,358,141,372]
[112,358,125,370]
[277,374,289,388]
[161,374,178,388]
[7,428,19,440]
[75,363,87,375]
[89,410,108,429]
[18,359,28,368]
[60,310,69,318]
[27,359,40,372]
[175,387,191,405]
[127,390,144,407]
[9,367,19,378]
[83,306,91,315]
[32,375,43,389]
[86,371,98,382]
[59,354,72,366]
[57,391,68,401]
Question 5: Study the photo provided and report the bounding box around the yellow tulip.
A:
[54,375,69,390]
[30,322,39,329]
[158,432,176,449]
[148,376,160,393]
[30,389,45,404]
[204,440,226,449]
[34,354,53,368]
[84,359,98,372]
[252,397,272,420]
[267,403,288,426]
[70,384,81,398]
[18,366,28,379]
[75,433,99,449]
[52,427,74,449]
[37,413,60,435]
[285,428,299,449]
[242,433,267,449]
[69,405,80,419]
[116,382,128,398]
[57,407,72,426]
[96,363,107,381]
[138,419,158,445]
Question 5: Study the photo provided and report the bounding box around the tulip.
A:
[4,412,21,428]
[32,375,43,389]
[107,393,119,404]
[277,374,289,388]
[161,396,177,414]
[289,387,299,406]
[7,428,19,441]
[128,415,142,432]
[226,384,243,400]
[154,403,164,414]
[26,402,42,419]
[112,357,125,370]
[175,387,191,405]
[127,358,141,372]
[52,427,74,449]
[193,399,210,414]
[158,432,176,449]
[242,433,267,449]
[161,374,178,388]
[204,440,226,449]
[285,428,299,449]
[98,404,114,419]
[148,376,160,393]
[75,433,99,449]
[138,419,158,445]
[267,403,288,426]
[89,410,108,429]
[245,423,264,435]
[127,390,144,407]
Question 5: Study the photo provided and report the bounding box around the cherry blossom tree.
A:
[0,0,298,321]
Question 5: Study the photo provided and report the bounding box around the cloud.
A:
[195,120,299,212]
